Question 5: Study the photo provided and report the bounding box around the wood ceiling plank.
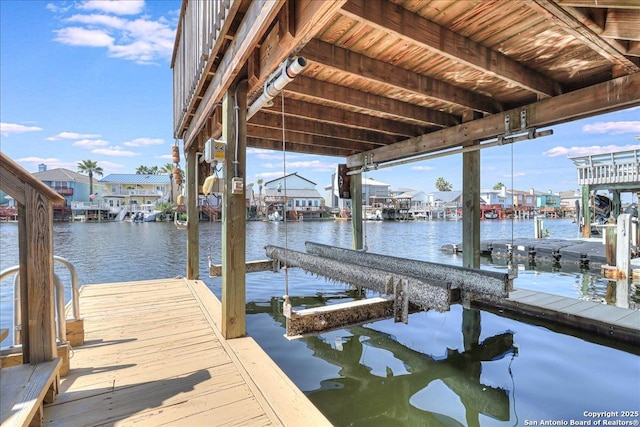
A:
[347,72,640,168]
[250,113,398,145]
[262,97,430,137]
[340,0,562,97]
[527,0,640,73]
[285,75,460,128]
[301,39,502,114]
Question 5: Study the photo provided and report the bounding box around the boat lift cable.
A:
[281,91,289,299]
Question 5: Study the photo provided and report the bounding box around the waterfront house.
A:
[537,191,562,217]
[393,188,428,217]
[559,189,581,218]
[264,173,323,219]
[511,189,538,218]
[32,164,96,221]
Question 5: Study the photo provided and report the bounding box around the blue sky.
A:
[1,0,639,195]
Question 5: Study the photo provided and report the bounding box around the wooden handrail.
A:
[0,152,65,205]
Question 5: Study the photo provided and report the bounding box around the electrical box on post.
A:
[231,177,244,195]
[204,138,226,164]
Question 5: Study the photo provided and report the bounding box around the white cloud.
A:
[92,146,138,156]
[77,0,145,16]
[54,27,114,47]
[582,121,640,135]
[51,2,176,65]
[73,139,109,148]
[47,131,101,140]
[95,160,125,170]
[123,137,163,147]
[411,165,434,171]
[543,144,640,157]
[1,122,43,136]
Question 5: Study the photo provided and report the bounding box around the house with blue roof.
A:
[100,174,171,207]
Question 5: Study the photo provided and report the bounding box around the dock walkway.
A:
[442,238,607,267]
[43,278,329,426]
[476,288,640,345]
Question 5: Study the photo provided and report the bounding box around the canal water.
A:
[1,219,639,426]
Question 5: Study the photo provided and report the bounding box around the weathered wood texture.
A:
[0,358,62,427]
[210,259,275,277]
[42,278,330,426]
[222,80,247,339]
[0,152,64,365]
[186,146,199,279]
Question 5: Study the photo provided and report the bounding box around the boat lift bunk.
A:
[211,242,512,338]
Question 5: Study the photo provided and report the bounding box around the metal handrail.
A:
[0,256,80,346]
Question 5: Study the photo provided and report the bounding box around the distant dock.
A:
[441,238,607,268]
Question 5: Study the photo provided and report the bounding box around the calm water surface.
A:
[1,219,639,426]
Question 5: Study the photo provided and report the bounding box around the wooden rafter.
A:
[261,97,430,138]
[285,76,460,128]
[300,39,502,115]
[247,124,382,152]
[340,0,562,98]
[249,112,397,146]
[347,72,640,168]
[247,137,357,157]
[526,0,640,72]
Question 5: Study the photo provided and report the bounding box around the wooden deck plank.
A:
[43,278,330,426]
[513,292,565,307]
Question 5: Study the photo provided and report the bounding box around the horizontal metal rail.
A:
[0,256,80,346]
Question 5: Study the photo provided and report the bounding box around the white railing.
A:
[71,201,110,210]
[576,162,640,185]
[172,0,233,135]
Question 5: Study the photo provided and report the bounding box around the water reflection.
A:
[248,296,516,426]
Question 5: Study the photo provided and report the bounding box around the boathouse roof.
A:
[172,1,640,165]
[100,174,170,185]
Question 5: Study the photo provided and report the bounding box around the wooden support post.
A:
[222,79,247,339]
[582,184,591,238]
[25,188,57,363]
[462,112,481,269]
[186,145,199,279]
[17,203,29,358]
[351,171,363,250]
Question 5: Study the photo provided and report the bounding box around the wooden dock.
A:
[43,278,330,426]
[475,288,640,346]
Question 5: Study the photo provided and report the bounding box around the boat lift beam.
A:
[265,245,453,312]
[304,242,512,301]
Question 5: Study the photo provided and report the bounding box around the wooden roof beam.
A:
[285,75,460,128]
[301,39,502,115]
[247,124,383,152]
[262,97,430,137]
[247,137,360,157]
[340,0,562,98]
[347,72,640,168]
[250,112,398,146]
[527,0,640,73]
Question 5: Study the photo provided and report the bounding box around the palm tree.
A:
[136,165,151,174]
[257,178,264,215]
[77,160,103,196]
[435,177,452,192]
